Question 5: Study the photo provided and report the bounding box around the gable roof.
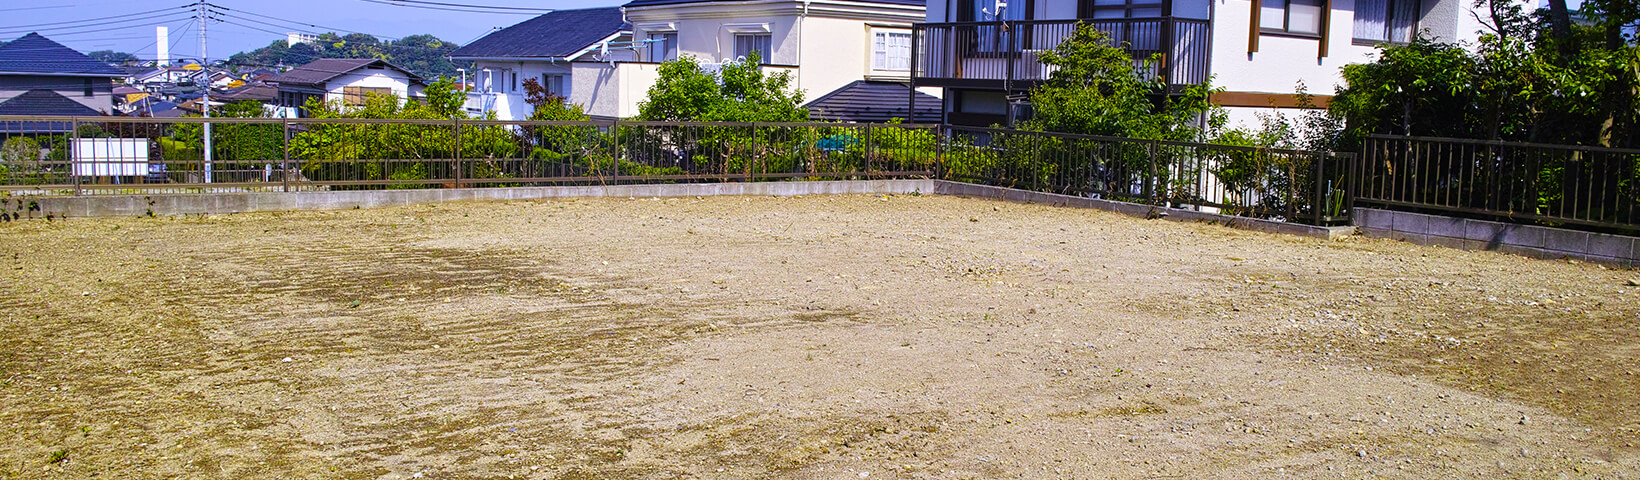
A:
[805,81,940,123]
[265,58,425,87]
[449,7,628,60]
[625,0,923,7]
[0,33,126,77]
[0,89,103,116]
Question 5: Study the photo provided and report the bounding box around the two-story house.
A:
[266,58,427,117]
[0,33,124,120]
[451,0,932,121]
[913,0,1491,127]
[447,7,635,120]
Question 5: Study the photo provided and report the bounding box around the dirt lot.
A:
[0,193,1636,479]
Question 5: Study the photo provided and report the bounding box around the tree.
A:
[87,50,140,65]
[636,53,806,122]
[1020,24,1219,142]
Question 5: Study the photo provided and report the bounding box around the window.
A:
[342,86,392,106]
[1079,0,1163,18]
[1354,0,1418,43]
[541,74,566,97]
[648,32,678,63]
[734,34,772,62]
[955,0,1034,53]
[83,78,93,97]
[510,70,518,93]
[1260,0,1324,35]
[873,31,912,71]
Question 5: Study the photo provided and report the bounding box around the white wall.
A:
[322,68,418,104]
[627,0,924,104]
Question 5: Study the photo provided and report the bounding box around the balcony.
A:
[912,17,1211,93]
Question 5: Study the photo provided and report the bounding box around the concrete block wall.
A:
[2,179,1360,241]
[1354,207,1638,266]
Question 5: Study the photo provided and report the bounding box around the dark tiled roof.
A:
[0,33,125,76]
[218,84,277,102]
[805,81,940,123]
[626,0,923,7]
[449,7,627,59]
[266,58,424,87]
[0,89,103,116]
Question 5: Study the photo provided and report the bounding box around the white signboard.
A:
[72,139,150,177]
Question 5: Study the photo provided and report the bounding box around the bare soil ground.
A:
[0,193,1637,479]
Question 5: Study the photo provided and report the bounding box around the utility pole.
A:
[199,1,213,184]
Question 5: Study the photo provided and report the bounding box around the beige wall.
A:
[626,0,924,104]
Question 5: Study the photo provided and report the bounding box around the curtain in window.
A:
[1389,0,1418,42]
[734,34,771,62]
[1354,0,1389,40]
[648,33,677,63]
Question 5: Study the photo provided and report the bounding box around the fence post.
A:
[865,123,875,179]
[1311,153,1325,225]
[608,120,619,186]
[1031,132,1041,192]
[453,118,462,189]
[935,125,946,181]
[282,118,291,193]
[70,117,81,196]
[1146,139,1159,205]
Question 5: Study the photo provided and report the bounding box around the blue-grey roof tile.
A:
[449,7,628,59]
[805,81,940,123]
[0,33,125,76]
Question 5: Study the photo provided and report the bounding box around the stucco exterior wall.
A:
[322,69,420,105]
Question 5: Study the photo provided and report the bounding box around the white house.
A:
[447,7,635,120]
[913,0,1494,127]
[449,0,932,121]
[266,58,426,117]
[624,0,928,105]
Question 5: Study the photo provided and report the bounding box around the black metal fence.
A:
[0,115,1356,225]
[0,117,940,195]
[1357,135,1640,234]
[945,126,1354,225]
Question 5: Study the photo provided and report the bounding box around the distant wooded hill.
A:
[225,33,473,80]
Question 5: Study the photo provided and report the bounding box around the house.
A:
[912,0,1492,127]
[0,33,125,117]
[447,7,635,120]
[450,0,931,121]
[266,58,427,117]
[623,0,928,104]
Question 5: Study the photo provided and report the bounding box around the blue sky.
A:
[0,0,623,61]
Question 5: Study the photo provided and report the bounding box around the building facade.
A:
[913,0,1492,127]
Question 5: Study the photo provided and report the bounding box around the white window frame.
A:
[1259,0,1324,36]
[647,31,678,63]
[733,33,773,63]
[871,30,912,72]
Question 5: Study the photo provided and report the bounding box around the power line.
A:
[0,4,189,30]
[356,0,543,15]
[372,0,552,12]
[0,10,195,35]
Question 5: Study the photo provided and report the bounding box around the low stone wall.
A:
[0,179,1357,241]
[931,181,1356,240]
[1354,207,1637,266]
[0,180,938,220]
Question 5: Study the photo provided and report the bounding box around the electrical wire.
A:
[370,0,552,12]
[356,0,541,15]
[214,4,401,41]
[0,4,189,31]
[0,11,196,36]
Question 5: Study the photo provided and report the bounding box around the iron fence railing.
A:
[0,116,940,195]
[945,126,1353,225]
[912,17,1212,91]
[1358,135,1640,233]
[0,115,1356,225]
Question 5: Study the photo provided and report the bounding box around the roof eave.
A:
[447,55,574,63]
[0,71,123,78]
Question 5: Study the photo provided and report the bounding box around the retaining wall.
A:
[1353,207,1638,266]
[0,179,1357,241]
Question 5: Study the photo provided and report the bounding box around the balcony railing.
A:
[912,17,1211,92]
